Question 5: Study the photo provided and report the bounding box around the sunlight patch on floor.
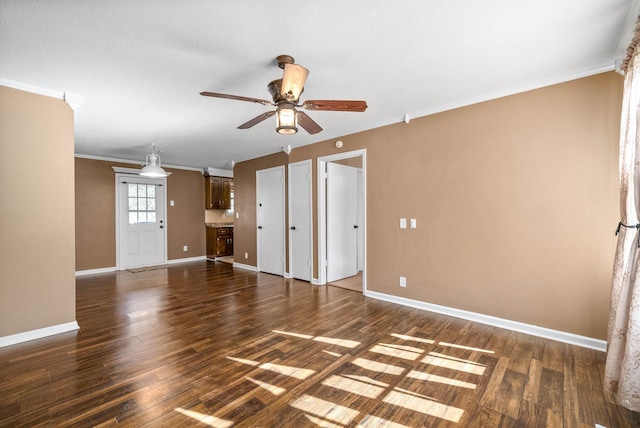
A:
[390,333,435,344]
[369,343,424,360]
[226,356,315,379]
[421,352,486,375]
[273,329,361,348]
[246,377,286,395]
[351,357,406,375]
[357,414,414,428]
[226,356,259,366]
[220,330,491,425]
[291,394,360,425]
[174,407,233,427]
[314,336,361,348]
[343,374,389,388]
[322,374,386,399]
[406,370,477,389]
[383,388,464,423]
[273,330,313,339]
[304,414,345,428]
[438,341,495,354]
[260,362,316,380]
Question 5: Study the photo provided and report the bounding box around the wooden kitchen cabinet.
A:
[206,226,233,258]
[205,176,232,210]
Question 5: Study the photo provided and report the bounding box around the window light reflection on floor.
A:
[174,407,233,428]
[406,370,477,389]
[357,414,414,428]
[273,329,361,348]
[390,333,435,344]
[322,375,387,399]
[291,394,361,425]
[226,356,316,380]
[421,352,486,375]
[210,329,496,426]
[246,377,286,395]
[383,388,464,423]
[369,343,424,360]
[351,357,406,375]
[438,341,495,353]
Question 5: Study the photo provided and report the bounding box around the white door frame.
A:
[256,165,286,276]
[288,159,313,281]
[317,149,366,289]
[114,170,168,270]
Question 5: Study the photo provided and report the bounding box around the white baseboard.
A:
[76,266,117,276]
[0,321,80,348]
[76,256,207,276]
[364,290,607,352]
[233,262,258,272]
[311,278,320,285]
[167,256,207,264]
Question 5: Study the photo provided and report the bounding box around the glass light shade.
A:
[140,153,169,177]
[276,105,298,135]
[281,63,309,101]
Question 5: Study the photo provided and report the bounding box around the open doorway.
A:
[317,149,366,293]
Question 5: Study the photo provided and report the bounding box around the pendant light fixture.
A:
[140,143,169,177]
[276,104,298,135]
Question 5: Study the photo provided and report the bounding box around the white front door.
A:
[117,176,166,269]
[327,162,358,282]
[288,160,312,281]
[257,166,285,276]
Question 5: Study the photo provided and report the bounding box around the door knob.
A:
[353,225,359,229]
[290,226,296,230]
[258,226,263,229]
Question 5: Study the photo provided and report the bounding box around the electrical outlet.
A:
[245,252,248,259]
[399,276,406,287]
[183,245,188,252]
[236,212,239,219]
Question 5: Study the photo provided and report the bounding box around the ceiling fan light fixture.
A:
[140,151,169,177]
[281,63,309,101]
[276,104,298,135]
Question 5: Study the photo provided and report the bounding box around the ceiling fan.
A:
[200,55,368,135]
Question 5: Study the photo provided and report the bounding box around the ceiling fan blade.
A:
[281,63,309,101]
[200,91,273,106]
[297,111,323,134]
[301,100,368,112]
[237,111,276,129]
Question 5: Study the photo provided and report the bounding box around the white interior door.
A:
[257,166,285,276]
[327,162,358,282]
[117,176,166,269]
[357,169,364,271]
[288,160,312,281]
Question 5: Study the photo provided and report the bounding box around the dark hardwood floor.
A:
[1,261,638,427]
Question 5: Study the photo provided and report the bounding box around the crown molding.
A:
[0,78,84,110]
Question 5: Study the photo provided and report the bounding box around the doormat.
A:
[127,264,169,273]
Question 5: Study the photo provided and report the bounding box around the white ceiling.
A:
[1,1,638,170]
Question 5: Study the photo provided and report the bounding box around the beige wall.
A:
[234,72,623,339]
[0,85,76,336]
[75,158,206,271]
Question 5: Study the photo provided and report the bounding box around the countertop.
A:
[205,223,234,228]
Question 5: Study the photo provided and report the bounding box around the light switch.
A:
[170,200,175,206]
[410,218,417,229]
[236,212,239,218]
[400,218,407,229]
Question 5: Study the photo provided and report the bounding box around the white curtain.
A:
[604,19,640,412]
